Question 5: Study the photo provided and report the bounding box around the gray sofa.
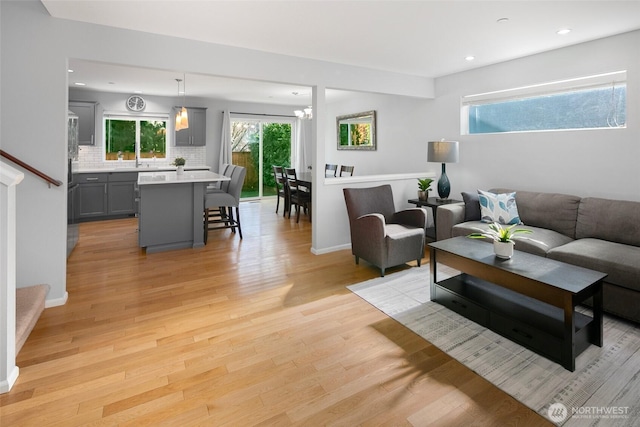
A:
[437,188,640,324]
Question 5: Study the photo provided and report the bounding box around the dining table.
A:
[284,170,313,219]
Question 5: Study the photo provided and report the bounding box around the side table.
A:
[408,197,462,240]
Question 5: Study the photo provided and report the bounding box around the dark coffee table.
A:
[429,237,606,371]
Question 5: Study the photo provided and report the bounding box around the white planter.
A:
[493,240,514,259]
[176,165,184,175]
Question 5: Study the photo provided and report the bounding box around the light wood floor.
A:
[2,199,550,426]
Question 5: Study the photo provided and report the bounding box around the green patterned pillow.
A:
[478,190,522,225]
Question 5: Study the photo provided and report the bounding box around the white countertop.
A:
[138,170,229,185]
[77,165,211,174]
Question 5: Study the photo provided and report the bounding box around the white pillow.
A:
[478,190,522,225]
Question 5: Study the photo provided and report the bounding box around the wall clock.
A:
[126,95,146,112]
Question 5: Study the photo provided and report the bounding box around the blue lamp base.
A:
[437,163,451,201]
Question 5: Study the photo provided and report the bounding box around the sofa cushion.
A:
[461,191,481,221]
[478,190,521,225]
[490,188,580,239]
[451,221,573,257]
[575,198,640,247]
[548,238,640,292]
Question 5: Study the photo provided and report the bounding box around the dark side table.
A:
[408,197,462,241]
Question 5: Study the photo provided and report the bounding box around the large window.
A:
[231,117,293,199]
[104,115,168,161]
[462,71,627,134]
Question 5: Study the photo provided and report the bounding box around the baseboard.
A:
[45,291,68,308]
[311,243,351,255]
[0,366,19,394]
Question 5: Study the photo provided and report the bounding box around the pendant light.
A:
[175,75,189,131]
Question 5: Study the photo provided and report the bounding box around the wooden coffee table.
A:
[429,237,606,371]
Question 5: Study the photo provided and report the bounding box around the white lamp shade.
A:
[428,140,459,163]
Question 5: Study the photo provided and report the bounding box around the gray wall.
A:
[426,30,640,202]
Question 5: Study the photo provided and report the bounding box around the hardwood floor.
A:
[1,199,550,426]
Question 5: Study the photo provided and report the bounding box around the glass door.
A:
[231,117,293,199]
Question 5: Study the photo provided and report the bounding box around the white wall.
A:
[312,91,439,251]
[426,30,640,202]
[0,0,433,305]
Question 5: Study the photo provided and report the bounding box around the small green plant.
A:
[468,222,532,243]
[418,178,434,191]
[173,157,186,166]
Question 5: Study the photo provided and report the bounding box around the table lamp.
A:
[428,139,459,201]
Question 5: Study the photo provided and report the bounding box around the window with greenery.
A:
[104,116,168,161]
[231,118,292,198]
[462,71,626,134]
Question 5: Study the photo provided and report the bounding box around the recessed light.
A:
[74,82,86,86]
[496,17,509,24]
[465,56,475,61]
[68,69,74,73]
[557,28,571,35]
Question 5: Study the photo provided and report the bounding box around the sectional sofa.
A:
[436,188,640,324]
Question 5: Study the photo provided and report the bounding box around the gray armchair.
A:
[343,185,427,276]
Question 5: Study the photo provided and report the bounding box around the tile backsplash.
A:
[78,145,207,169]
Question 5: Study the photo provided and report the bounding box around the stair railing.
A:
[0,150,62,188]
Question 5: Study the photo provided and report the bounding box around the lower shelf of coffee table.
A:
[434,274,594,365]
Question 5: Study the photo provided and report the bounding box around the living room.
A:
[2,1,640,424]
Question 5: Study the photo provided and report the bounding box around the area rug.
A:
[348,266,640,426]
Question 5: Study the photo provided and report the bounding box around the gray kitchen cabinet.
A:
[108,172,138,215]
[69,101,98,146]
[77,172,138,220]
[175,107,207,146]
[78,173,108,218]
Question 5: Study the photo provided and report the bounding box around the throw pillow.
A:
[477,190,522,225]
[461,191,481,221]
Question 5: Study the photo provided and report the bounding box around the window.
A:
[231,117,293,199]
[462,71,627,134]
[104,115,168,161]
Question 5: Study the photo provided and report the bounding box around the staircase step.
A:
[16,284,49,354]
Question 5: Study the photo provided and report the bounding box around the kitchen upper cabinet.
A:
[69,101,98,146]
[175,107,207,146]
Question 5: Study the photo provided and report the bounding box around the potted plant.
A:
[173,157,186,175]
[468,222,533,259]
[417,178,434,201]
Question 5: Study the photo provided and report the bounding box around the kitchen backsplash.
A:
[78,145,207,169]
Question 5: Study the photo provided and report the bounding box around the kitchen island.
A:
[138,170,229,253]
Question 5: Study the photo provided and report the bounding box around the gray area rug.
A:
[348,266,640,426]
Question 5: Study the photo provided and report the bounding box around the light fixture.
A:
[175,75,189,131]
[465,56,475,61]
[557,28,571,35]
[294,106,312,119]
[427,139,459,201]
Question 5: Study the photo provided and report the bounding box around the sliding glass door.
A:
[231,117,293,199]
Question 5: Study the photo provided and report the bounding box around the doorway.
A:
[231,117,294,199]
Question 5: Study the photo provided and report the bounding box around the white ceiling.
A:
[44,0,640,105]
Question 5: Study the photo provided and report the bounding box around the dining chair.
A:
[272,165,287,215]
[204,165,246,242]
[339,165,354,176]
[325,163,338,177]
[284,167,311,223]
